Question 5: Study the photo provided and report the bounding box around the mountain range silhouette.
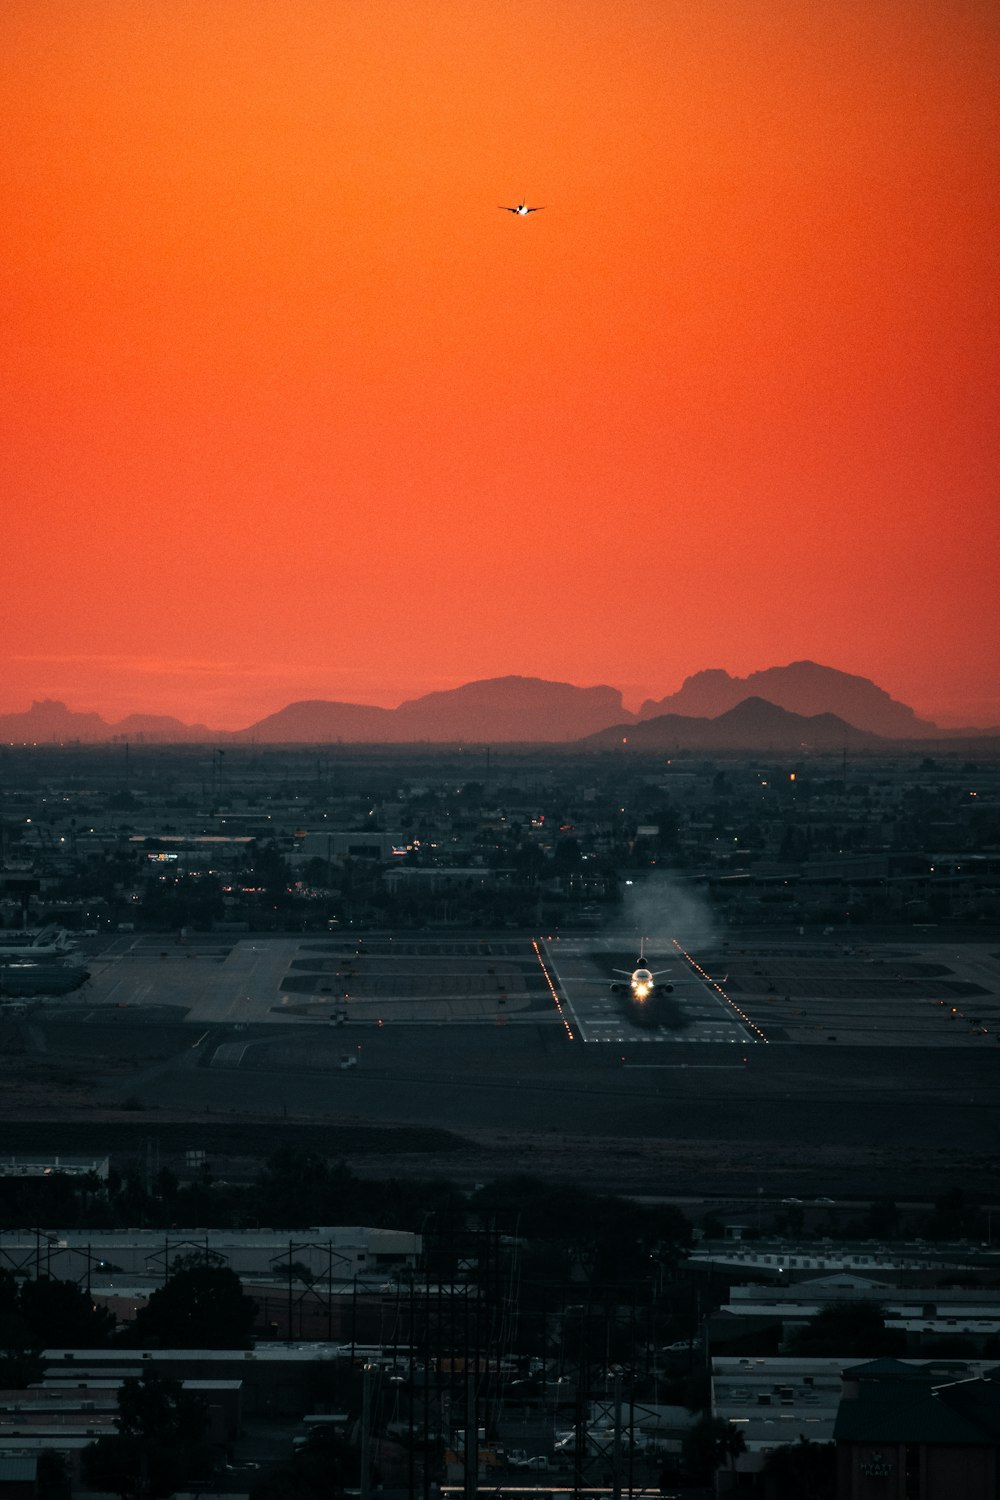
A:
[0,662,994,746]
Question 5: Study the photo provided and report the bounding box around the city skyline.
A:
[4,1,998,728]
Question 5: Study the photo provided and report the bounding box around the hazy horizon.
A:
[2,660,999,733]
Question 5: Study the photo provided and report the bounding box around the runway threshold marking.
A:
[533,940,577,1040]
[624,1063,748,1071]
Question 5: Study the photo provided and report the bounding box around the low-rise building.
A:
[0,1227,421,1287]
[835,1357,1000,1500]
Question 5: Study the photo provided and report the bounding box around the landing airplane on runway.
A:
[609,938,674,1003]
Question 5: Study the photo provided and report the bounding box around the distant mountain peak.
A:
[393,676,629,742]
[586,696,882,750]
[398,674,625,709]
[640,662,939,738]
[232,679,629,743]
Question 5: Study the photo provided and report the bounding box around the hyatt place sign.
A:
[860,1451,895,1479]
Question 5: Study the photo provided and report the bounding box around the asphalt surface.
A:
[23,928,1000,1197]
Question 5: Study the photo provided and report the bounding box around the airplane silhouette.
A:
[499,202,544,215]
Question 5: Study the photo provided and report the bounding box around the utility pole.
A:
[360,1363,374,1500]
[612,1369,623,1500]
[463,1370,478,1500]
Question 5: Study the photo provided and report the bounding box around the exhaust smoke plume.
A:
[619,871,718,953]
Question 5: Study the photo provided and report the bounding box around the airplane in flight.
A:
[499,201,544,215]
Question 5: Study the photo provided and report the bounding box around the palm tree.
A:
[681,1415,747,1482]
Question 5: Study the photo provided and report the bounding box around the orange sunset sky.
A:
[3,0,998,729]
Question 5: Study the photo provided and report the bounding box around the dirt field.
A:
[1,1003,998,1200]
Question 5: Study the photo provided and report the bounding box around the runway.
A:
[23,927,1000,1198]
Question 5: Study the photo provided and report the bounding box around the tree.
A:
[19,1274,116,1347]
[681,1416,747,1480]
[78,1168,105,1216]
[36,1450,71,1500]
[0,1342,45,1389]
[0,1268,44,1388]
[249,839,293,900]
[273,1259,317,1287]
[81,1369,211,1500]
[864,1197,900,1237]
[250,1426,360,1500]
[0,1267,21,1323]
[762,1436,836,1500]
[254,1146,334,1227]
[923,1187,985,1241]
[553,837,582,873]
[123,1260,257,1349]
[0,1269,114,1387]
[301,855,333,887]
[788,1300,905,1358]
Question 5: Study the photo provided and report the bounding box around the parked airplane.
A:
[0,927,78,960]
[0,959,90,997]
